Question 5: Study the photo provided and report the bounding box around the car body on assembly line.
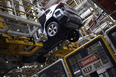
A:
[39,3,83,42]
[22,3,83,63]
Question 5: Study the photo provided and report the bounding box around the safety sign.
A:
[78,52,104,76]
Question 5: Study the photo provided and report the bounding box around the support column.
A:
[19,0,26,19]
[7,1,13,15]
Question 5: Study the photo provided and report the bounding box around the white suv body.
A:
[39,3,83,42]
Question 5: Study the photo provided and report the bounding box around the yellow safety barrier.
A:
[64,35,116,77]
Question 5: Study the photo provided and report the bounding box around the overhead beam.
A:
[0,12,41,28]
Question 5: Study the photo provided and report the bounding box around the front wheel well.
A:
[45,17,60,29]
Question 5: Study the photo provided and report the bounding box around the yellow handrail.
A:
[27,10,36,19]
[67,0,74,5]
[6,0,36,16]
[0,5,37,18]
[25,5,33,13]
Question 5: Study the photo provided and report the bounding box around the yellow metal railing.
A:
[66,0,77,8]
[66,0,83,8]
[0,0,38,21]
